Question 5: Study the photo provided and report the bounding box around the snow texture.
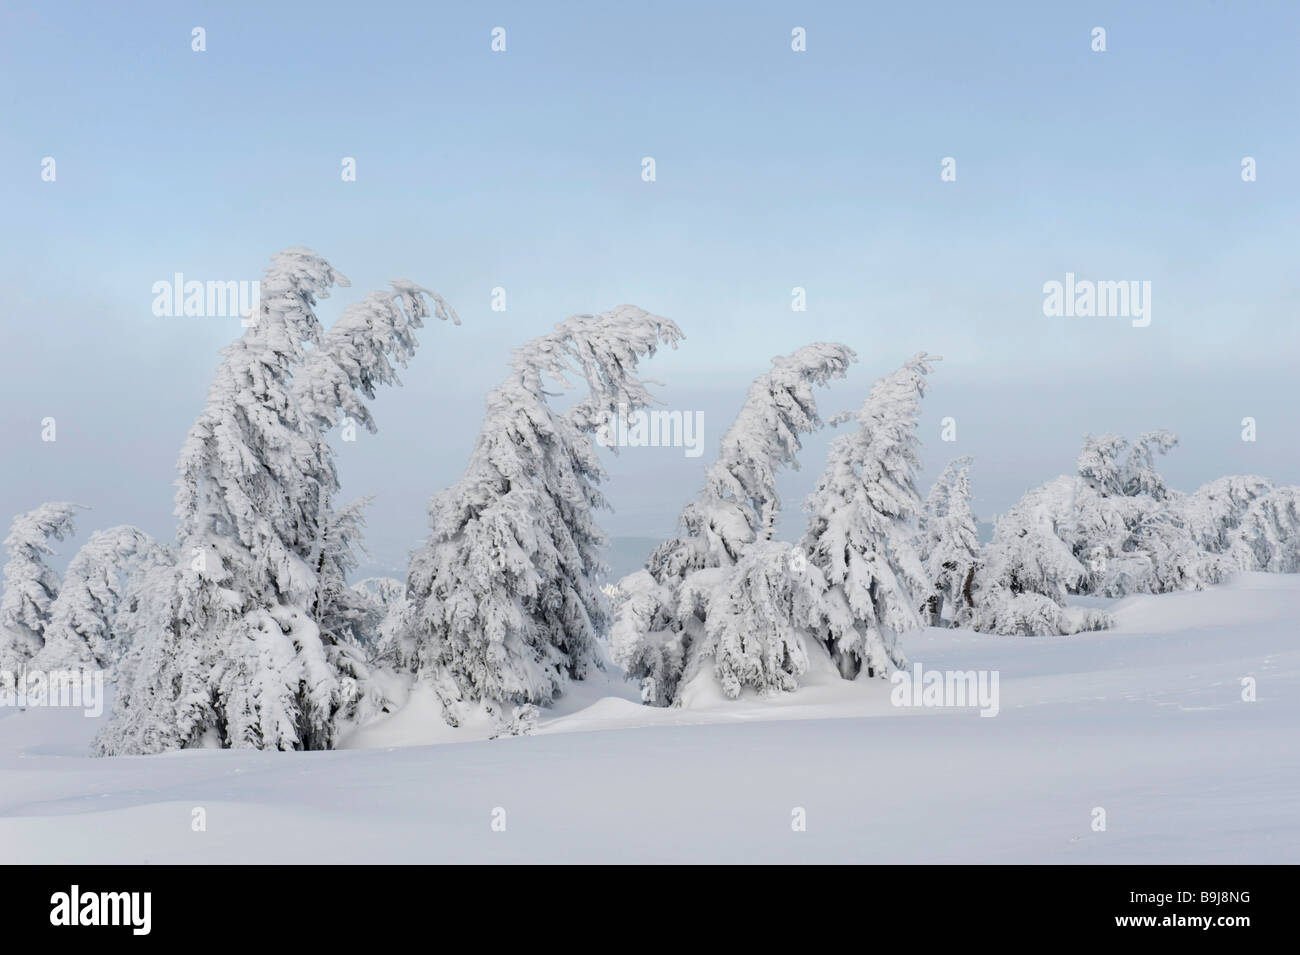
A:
[3,573,1296,863]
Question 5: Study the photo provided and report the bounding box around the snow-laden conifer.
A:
[99,250,455,754]
[1180,475,1275,562]
[101,249,351,753]
[1235,486,1300,572]
[0,502,80,668]
[919,456,979,626]
[799,353,935,679]
[397,306,682,724]
[702,540,825,699]
[35,525,170,673]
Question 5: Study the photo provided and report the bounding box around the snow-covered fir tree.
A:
[919,455,979,627]
[1180,474,1275,563]
[0,502,80,668]
[98,249,455,754]
[798,353,936,679]
[34,525,170,673]
[100,249,351,753]
[394,306,682,725]
[1234,486,1300,573]
[611,342,856,705]
[701,539,825,700]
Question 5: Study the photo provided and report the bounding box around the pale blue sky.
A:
[2,1,1297,576]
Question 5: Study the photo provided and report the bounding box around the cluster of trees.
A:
[0,249,685,751]
[611,348,935,705]
[2,248,1297,751]
[966,433,1300,636]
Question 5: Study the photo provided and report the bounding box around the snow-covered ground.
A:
[2,573,1296,863]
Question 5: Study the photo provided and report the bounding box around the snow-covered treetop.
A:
[423,304,683,536]
[803,352,936,594]
[1121,430,1179,500]
[1182,474,1274,553]
[534,305,685,434]
[295,280,459,435]
[2,502,81,571]
[1076,430,1178,499]
[921,455,977,562]
[649,342,857,581]
[832,351,936,509]
[923,455,974,522]
[1075,433,1127,496]
[252,246,351,342]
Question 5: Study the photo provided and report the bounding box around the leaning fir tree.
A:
[392,306,682,725]
[98,249,456,754]
[800,353,936,679]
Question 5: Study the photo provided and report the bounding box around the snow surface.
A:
[2,573,1296,863]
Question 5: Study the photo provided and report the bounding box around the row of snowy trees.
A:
[3,249,1298,749]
